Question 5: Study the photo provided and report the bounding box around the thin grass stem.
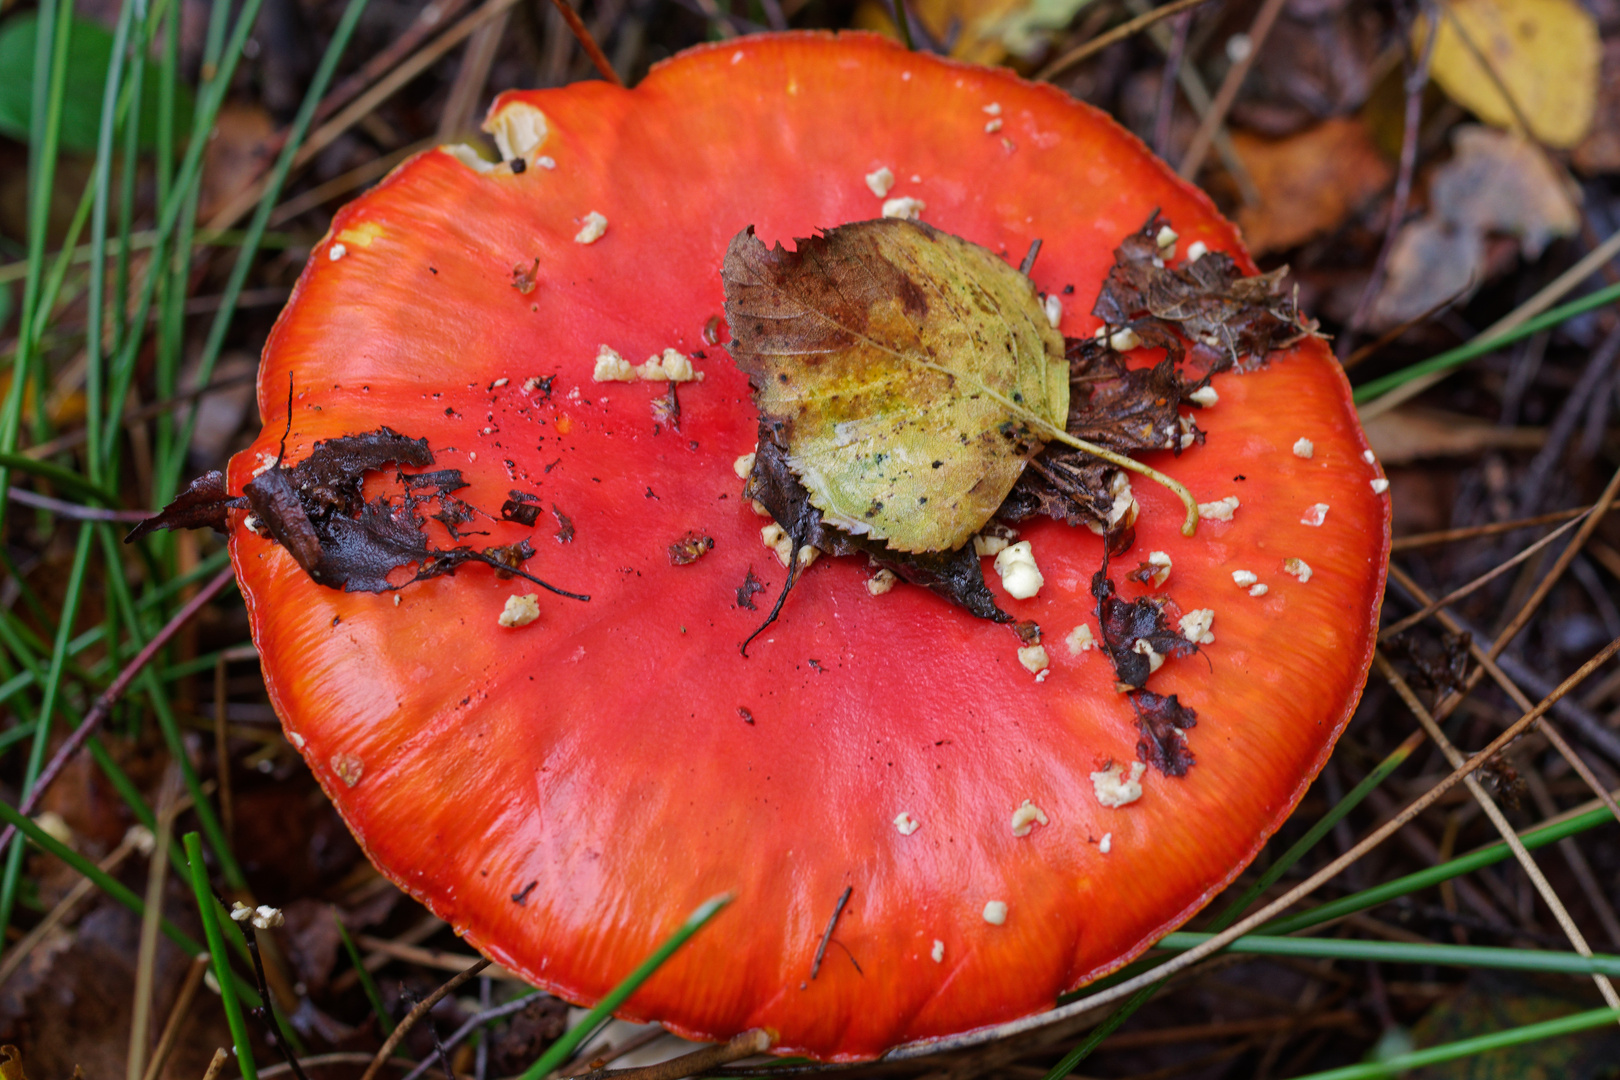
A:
[335,911,398,1039]
[0,525,93,934]
[1354,281,1620,404]
[161,0,373,502]
[1287,1006,1620,1080]
[1156,932,1620,976]
[184,832,260,1080]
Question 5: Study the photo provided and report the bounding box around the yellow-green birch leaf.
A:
[723,219,1069,555]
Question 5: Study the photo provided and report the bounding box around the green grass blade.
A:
[96,0,267,483]
[81,0,139,486]
[517,893,733,1080]
[184,832,260,1080]
[1263,805,1617,937]
[0,0,76,535]
[335,910,398,1040]
[1287,1006,1620,1080]
[159,0,373,501]
[1353,281,1620,403]
[1209,734,1424,933]
[0,524,92,933]
[1156,933,1620,977]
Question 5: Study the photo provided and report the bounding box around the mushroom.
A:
[224,34,1388,1061]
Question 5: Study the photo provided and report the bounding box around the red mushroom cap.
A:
[229,32,1389,1060]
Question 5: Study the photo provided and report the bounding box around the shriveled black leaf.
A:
[1090,565,1198,690]
[283,429,434,517]
[501,492,543,527]
[126,470,242,541]
[1131,690,1198,776]
[157,427,585,602]
[1094,212,1316,365]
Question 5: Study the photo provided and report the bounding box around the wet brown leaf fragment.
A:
[652,382,681,432]
[668,531,715,565]
[501,492,542,527]
[127,470,241,540]
[736,568,766,610]
[1065,335,1200,454]
[551,506,574,543]
[1091,564,1198,690]
[1131,690,1198,776]
[1094,212,1315,365]
[166,427,589,600]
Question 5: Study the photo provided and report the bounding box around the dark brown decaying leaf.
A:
[1093,213,1316,365]
[124,470,239,539]
[1131,689,1198,776]
[1090,565,1199,691]
[1091,562,1202,776]
[501,491,543,527]
[135,428,585,601]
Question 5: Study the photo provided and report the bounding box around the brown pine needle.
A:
[1381,511,1589,640]
[359,958,492,1080]
[544,0,624,86]
[1037,0,1211,82]
[1375,652,1620,1013]
[1390,504,1620,551]
[1178,0,1288,178]
[597,1029,774,1080]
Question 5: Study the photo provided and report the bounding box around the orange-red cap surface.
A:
[229,32,1389,1060]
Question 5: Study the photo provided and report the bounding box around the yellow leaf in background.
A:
[1,1046,27,1080]
[855,0,1089,65]
[1421,0,1599,149]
